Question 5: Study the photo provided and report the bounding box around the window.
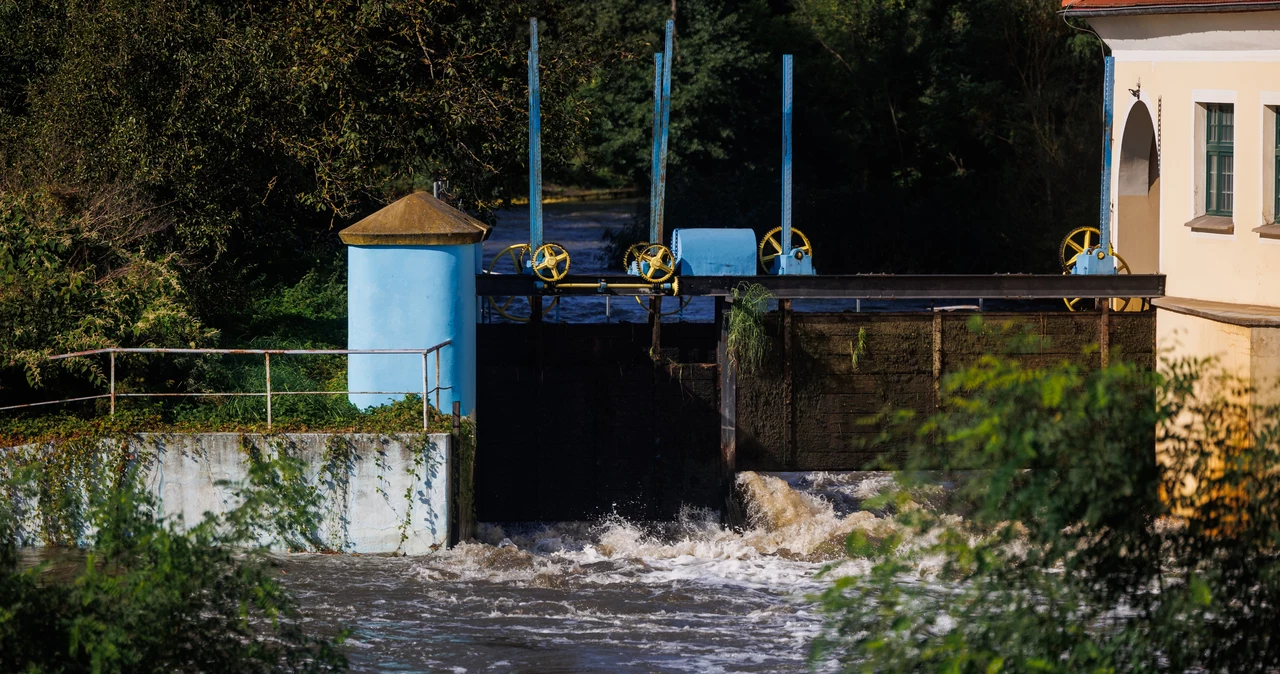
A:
[1274,110,1279,221]
[1205,103,1234,216]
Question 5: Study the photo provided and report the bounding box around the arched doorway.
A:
[1117,101,1160,275]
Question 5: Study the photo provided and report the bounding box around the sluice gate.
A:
[474,305,1158,523]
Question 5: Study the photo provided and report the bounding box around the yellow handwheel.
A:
[759,227,812,272]
[1063,253,1149,312]
[531,242,571,282]
[1060,227,1114,271]
[636,244,675,283]
[484,244,558,323]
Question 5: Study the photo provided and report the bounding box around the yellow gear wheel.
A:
[1063,252,1150,312]
[636,244,675,283]
[759,227,813,272]
[622,242,649,273]
[531,242,571,282]
[1059,226,1114,271]
[484,244,558,323]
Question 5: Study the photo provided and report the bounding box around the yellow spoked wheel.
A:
[635,295,693,317]
[623,243,676,283]
[484,244,558,323]
[759,227,813,272]
[636,244,675,283]
[1060,227,1112,271]
[1063,252,1150,312]
[531,242,571,282]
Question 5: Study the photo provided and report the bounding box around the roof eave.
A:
[338,232,489,246]
[1062,1,1280,17]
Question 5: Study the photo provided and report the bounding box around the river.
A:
[281,471,901,673]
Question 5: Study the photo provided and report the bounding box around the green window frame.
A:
[1274,109,1279,222]
[1205,103,1234,217]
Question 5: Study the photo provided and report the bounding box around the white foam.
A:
[409,471,932,597]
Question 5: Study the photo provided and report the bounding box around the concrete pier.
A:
[6,433,453,554]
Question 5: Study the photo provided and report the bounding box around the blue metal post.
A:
[528,17,543,254]
[1097,55,1115,273]
[649,52,663,244]
[654,19,674,244]
[782,55,793,271]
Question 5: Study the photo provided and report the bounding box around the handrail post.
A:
[265,353,272,430]
[422,352,429,430]
[109,351,116,416]
[435,348,442,412]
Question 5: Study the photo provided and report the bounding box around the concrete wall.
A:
[8,433,452,555]
[1087,12,1280,400]
[737,311,1156,471]
[1093,12,1280,307]
[1157,308,1280,406]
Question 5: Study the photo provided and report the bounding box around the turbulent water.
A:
[281,471,906,673]
[276,201,999,670]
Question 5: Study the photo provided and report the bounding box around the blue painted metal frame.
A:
[653,20,674,244]
[649,52,663,244]
[1097,54,1115,271]
[781,54,793,269]
[772,55,813,275]
[528,17,543,256]
[1079,55,1116,275]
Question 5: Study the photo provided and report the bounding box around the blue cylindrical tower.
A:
[339,192,489,415]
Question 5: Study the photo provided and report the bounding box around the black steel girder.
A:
[475,274,1166,300]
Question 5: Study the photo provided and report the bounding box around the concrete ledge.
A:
[1184,215,1235,234]
[5,433,451,555]
[1253,223,1280,239]
[1153,296,1280,328]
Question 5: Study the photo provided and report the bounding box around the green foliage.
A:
[0,0,605,403]
[0,396,455,449]
[849,327,867,371]
[587,0,1102,274]
[0,188,215,389]
[727,282,774,375]
[812,348,1280,672]
[0,461,347,672]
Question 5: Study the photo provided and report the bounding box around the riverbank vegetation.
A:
[814,353,1280,671]
[0,453,348,672]
[1,0,1104,408]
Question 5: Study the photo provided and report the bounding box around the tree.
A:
[813,343,1280,672]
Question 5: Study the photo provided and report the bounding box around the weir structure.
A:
[0,18,1170,539]
[337,17,1166,523]
[463,19,1164,521]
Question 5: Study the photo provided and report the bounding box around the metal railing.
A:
[0,343,453,430]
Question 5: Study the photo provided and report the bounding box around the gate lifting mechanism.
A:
[1061,55,1146,313]
[487,21,818,324]
[634,52,817,283]
[485,18,574,322]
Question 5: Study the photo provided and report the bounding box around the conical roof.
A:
[339,191,491,246]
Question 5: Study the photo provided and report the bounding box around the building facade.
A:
[1064,0,1280,396]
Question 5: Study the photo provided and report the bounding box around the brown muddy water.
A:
[278,471,905,673]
